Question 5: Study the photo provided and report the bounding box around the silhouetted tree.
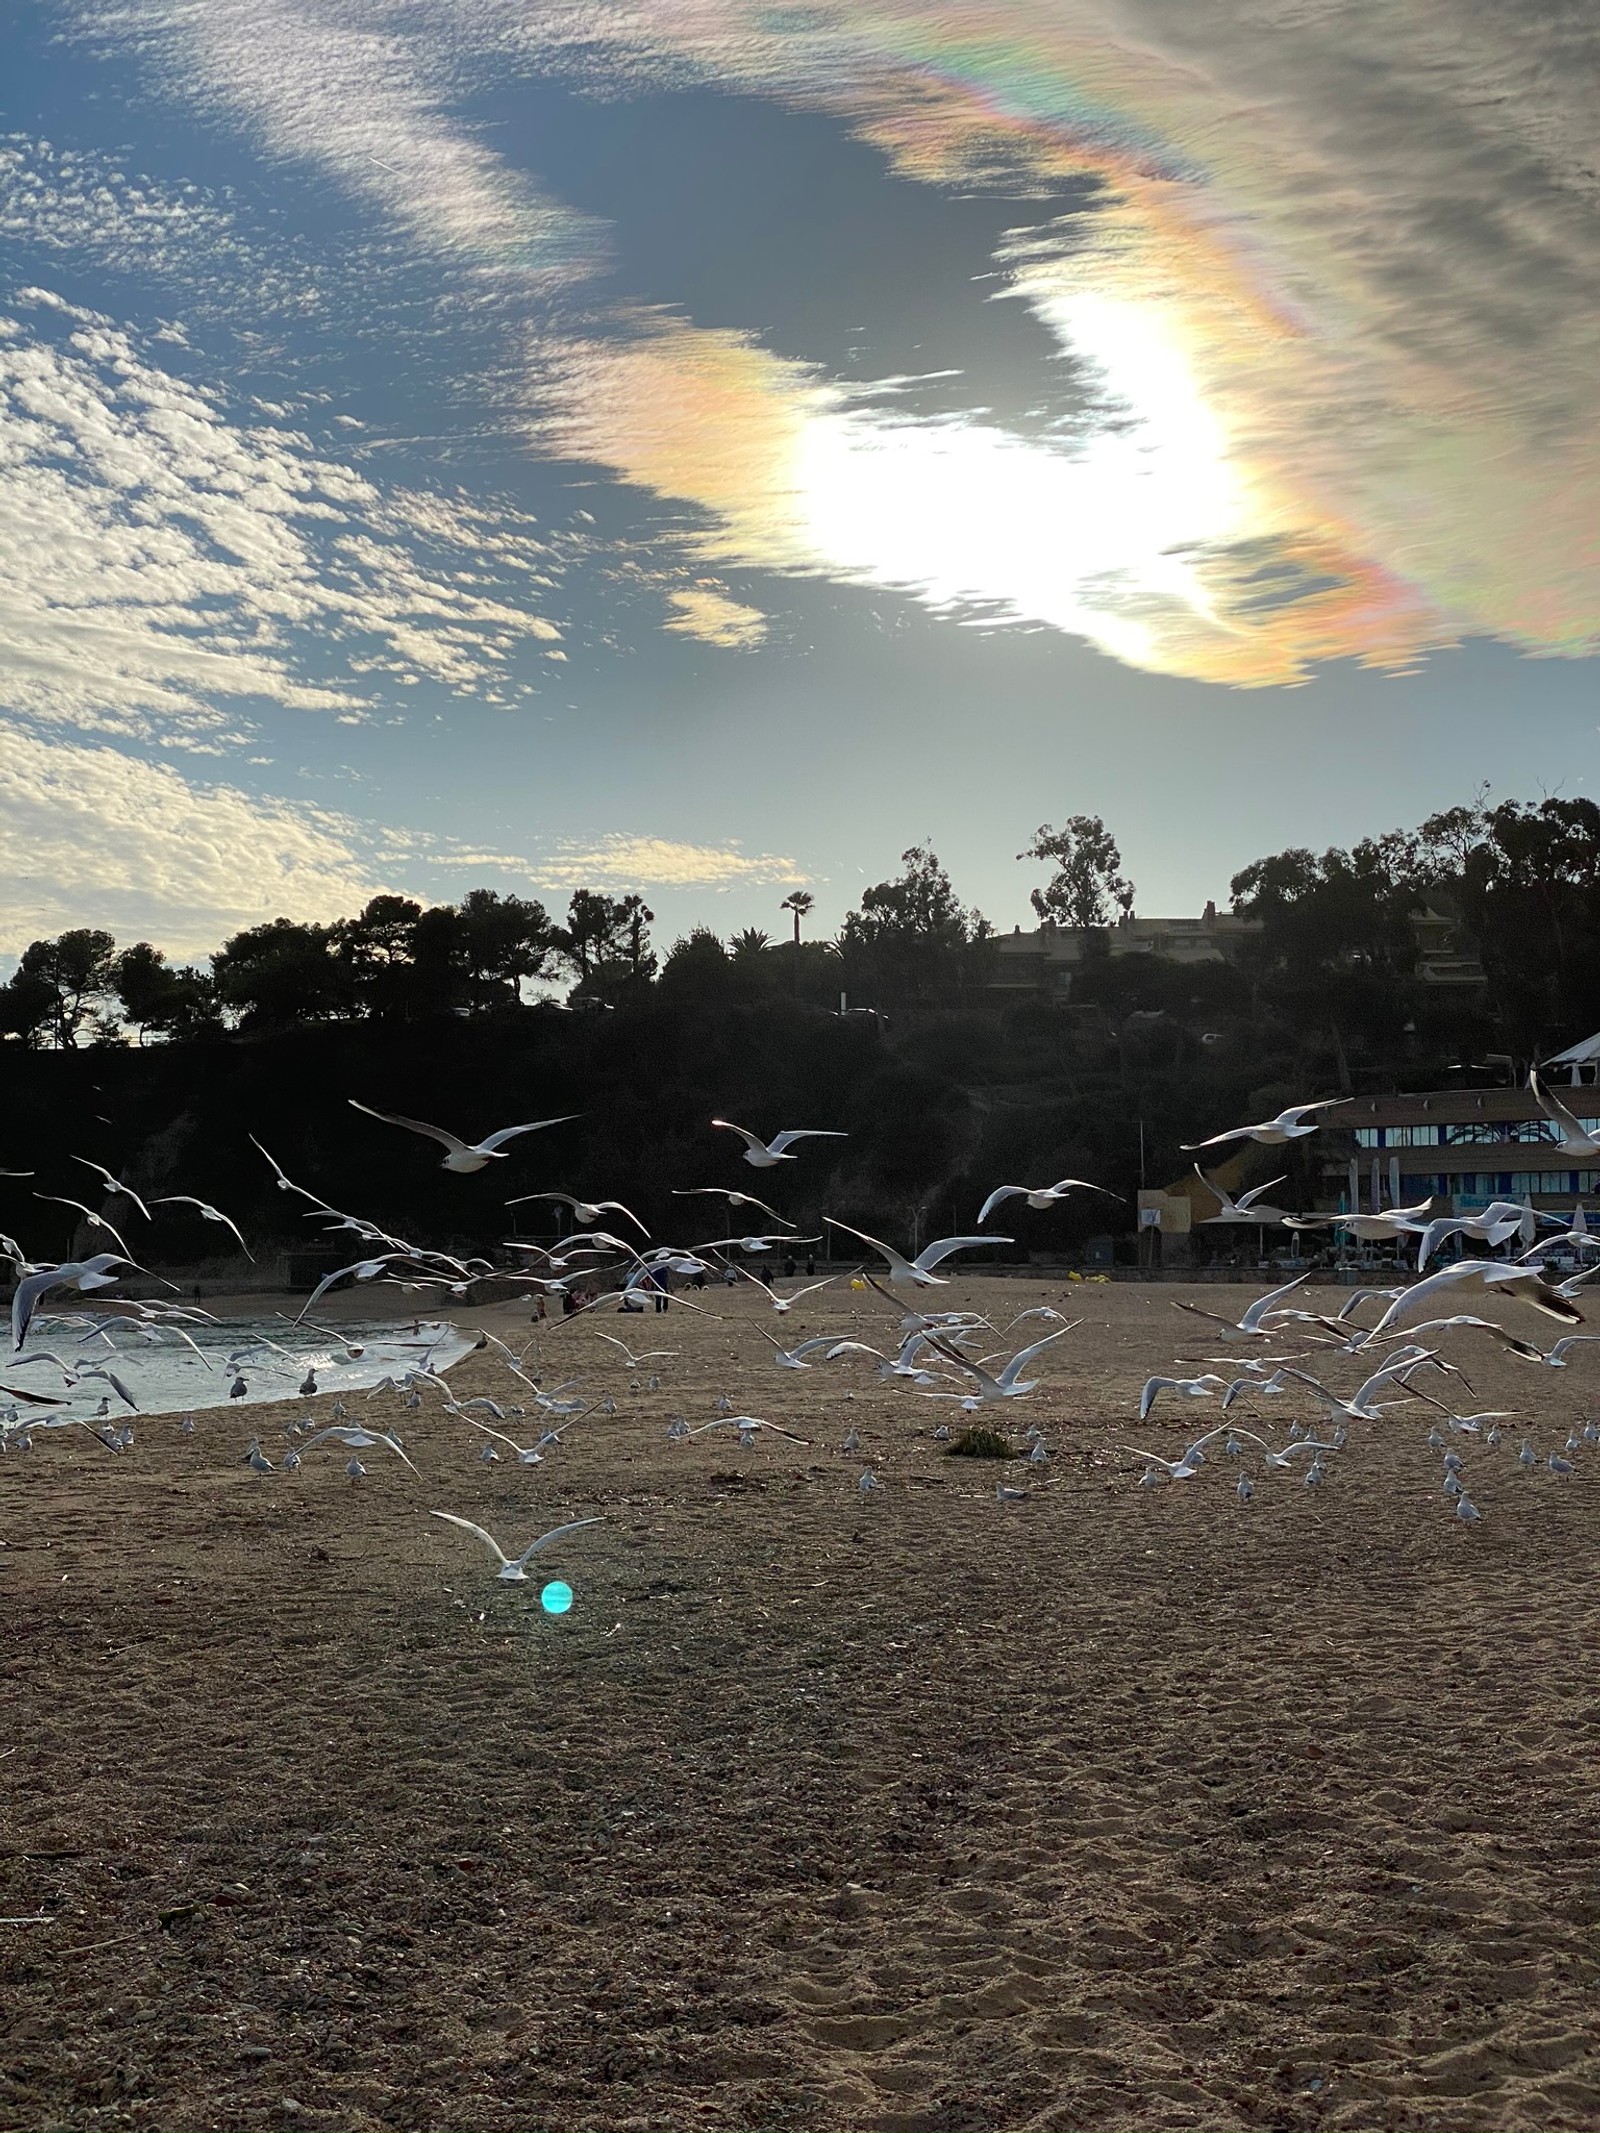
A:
[839,846,991,1007]
[212,918,352,1030]
[13,929,120,1048]
[453,889,558,1008]
[1019,816,1134,929]
[559,890,656,1005]
[0,963,57,1048]
[112,942,218,1043]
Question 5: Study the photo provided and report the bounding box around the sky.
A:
[3,0,1599,962]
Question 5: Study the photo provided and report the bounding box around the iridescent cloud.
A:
[89,0,1600,684]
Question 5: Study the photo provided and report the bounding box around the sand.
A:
[4,1276,1600,2131]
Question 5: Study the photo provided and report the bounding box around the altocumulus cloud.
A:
[0,288,565,742]
[0,730,395,957]
[535,835,806,893]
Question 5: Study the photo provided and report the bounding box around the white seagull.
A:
[1182,1099,1348,1151]
[299,1423,418,1473]
[150,1195,255,1261]
[736,1266,848,1314]
[506,1191,649,1236]
[977,1179,1118,1223]
[672,1187,794,1226]
[429,1511,603,1581]
[711,1120,847,1169]
[594,1333,678,1369]
[33,1194,136,1260]
[1193,1168,1294,1225]
[823,1218,1009,1287]
[349,1100,579,1173]
[1138,1373,1230,1420]
[70,1158,153,1222]
[1169,1273,1310,1341]
[12,1256,130,1351]
[758,1330,849,1370]
[1366,1261,1583,1334]
[924,1323,1079,1407]
[1530,1070,1600,1159]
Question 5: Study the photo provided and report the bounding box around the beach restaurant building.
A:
[1316,1035,1600,1216]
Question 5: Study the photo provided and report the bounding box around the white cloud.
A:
[535,834,806,892]
[0,289,566,739]
[0,729,392,956]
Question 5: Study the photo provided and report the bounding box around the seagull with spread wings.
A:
[71,1158,153,1222]
[1182,1099,1348,1152]
[506,1190,649,1236]
[349,1100,579,1173]
[672,1187,794,1225]
[823,1217,1009,1288]
[33,1193,135,1260]
[977,1179,1119,1223]
[711,1120,847,1169]
[430,1511,603,1581]
[1530,1070,1600,1158]
[1170,1272,1311,1341]
[151,1194,255,1261]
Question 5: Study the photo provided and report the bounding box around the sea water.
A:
[3,1315,476,1427]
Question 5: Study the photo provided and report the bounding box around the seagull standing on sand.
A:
[710,1121,847,1169]
[1182,1099,1348,1151]
[349,1101,579,1173]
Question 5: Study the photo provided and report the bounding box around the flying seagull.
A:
[71,1158,153,1222]
[1530,1070,1600,1159]
[1170,1273,1310,1341]
[1182,1099,1347,1151]
[505,1191,649,1236]
[977,1179,1118,1223]
[33,1194,135,1260]
[823,1218,1009,1287]
[151,1195,255,1261]
[349,1100,579,1173]
[429,1511,603,1581]
[710,1120,847,1169]
[672,1187,794,1225]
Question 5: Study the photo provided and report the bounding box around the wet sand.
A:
[5,1277,1600,2130]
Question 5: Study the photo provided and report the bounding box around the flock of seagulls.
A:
[3,1090,1594,1604]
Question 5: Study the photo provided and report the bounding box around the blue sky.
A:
[3,1,1597,960]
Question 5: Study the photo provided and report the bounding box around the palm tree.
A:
[780,890,815,947]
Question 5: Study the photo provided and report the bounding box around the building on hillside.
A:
[990,898,1486,999]
[990,903,1259,997]
[1318,1084,1600,1214]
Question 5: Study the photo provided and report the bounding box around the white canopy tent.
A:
[1542,1032,1600,1083]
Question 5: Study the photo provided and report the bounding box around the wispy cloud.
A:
[0,288,566,738]
[535,834,806,892]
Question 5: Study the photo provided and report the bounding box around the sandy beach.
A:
[5,1275,1600,2130]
